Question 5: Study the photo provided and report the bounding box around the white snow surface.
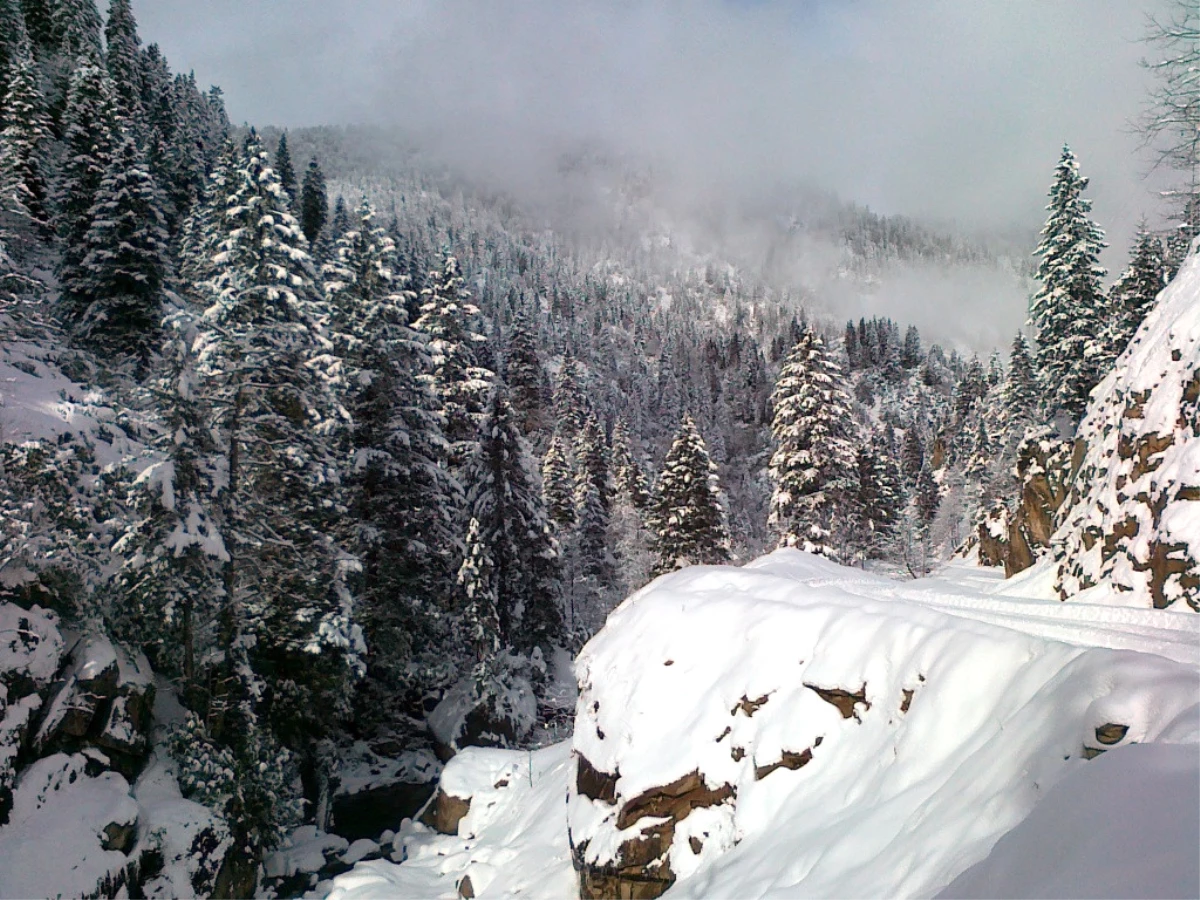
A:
[326,550,1199,899]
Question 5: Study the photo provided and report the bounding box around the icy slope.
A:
[325,550,1199,899]
[1054,241,1200,609]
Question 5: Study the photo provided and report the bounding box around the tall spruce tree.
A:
[274,131,297,205]
[56,50,118,319]
[413,254,494,469]
[103,0,143,123]
[299,155,327,245]
[611,416,651,510]
[651,413,731,575]
[1029,145,1108,423]
[768,326,860,558]
[503,310,547,435]
[0,14,52,236]
[1002,333,1039,444]
[1103,228,1166,365]
[464,386,564,652]
[324,198,459,701]
[541,431,576,528]
[70,131,170,360]
[193,134,363,829]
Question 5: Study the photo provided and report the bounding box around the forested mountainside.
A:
[0,0,1196,897]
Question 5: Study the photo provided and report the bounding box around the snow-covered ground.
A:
[322,550,1200,900]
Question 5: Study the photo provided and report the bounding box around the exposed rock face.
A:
[419,788,472,835]
[976,431,1078,577]
[1054,244,1200,609]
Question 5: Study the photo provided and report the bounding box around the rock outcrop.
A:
[1053,242,1200,609]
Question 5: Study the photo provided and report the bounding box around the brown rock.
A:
[804,683,870,720]
[418,788,472,835]
[1095,723,1129,745]
[754,746,814,780]
[900,689,914,714]
[458,874,475,898]
[731,694,770,717]
[576,754,618,805]
[616,770,733,831]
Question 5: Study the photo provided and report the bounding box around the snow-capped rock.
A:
[1054,241,1200,609]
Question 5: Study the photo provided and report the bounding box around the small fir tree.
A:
[651,413,731,575]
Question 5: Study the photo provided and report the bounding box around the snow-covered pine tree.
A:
[651,413,731,575]
[329,194,350,241]
[1028,145,1108,423]
[177,138,237,292]
[541,431,576,528]
[1002,332,1039,446]
[103,0,143,123]
[413,253,494,470]
[274,131,297,205]
[553,357,590,441]
[611,415,651,510]
[767,326,860,559]
[193,133,363,792]
[299,155,327,245]
[901,428,925,484]
[112,310,226,690]
[55,48,118,322]
[0,13,52,238]
[54,0,102,59]
[573,415,613,583]
[1103,227,1166,366]
[856,429,904,558]
[68,130,170,361]
[464,385,564,653]
[503,309,547,435]
[574,415,611,513]
[323,198,460,705]
[457,516,501,671]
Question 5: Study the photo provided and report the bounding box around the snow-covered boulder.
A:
[566,551,1199,898]
[1054,243,1200,609]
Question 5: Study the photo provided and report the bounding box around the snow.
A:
[0,753,139,899]
[325,548,1199,899]
[324,744,576,900]
[263,825,350,880]
[937,742,1199,899]
[0,602,63,685]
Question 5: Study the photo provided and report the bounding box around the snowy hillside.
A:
[322,550,1199,900]
[1054,242,1200,610]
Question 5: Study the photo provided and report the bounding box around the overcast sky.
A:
[134,0,1169,253]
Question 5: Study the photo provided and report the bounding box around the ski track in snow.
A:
[757,560,1200,667]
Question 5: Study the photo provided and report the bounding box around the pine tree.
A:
[901,324,922,369]
[274,132,297,205]
[651,414,731,574]
[914,464,940,529]
[324,198,459,702]
[503,310,546,435]
[553,357,590,440]
[464,387,564,652]
[768,326,860,558]
[856,429,904,557]
[1002,333,1039,443]
[193,133,362,785]
[19,0,58,55]
[1029,145,1108,422]
[901,428,925,484]
[574,415,610,513]
[103,0,143,122]
[458,517,501,668]
[299,156,327,245]
[541,431,576,528]
[55,0,102,58]
[953,355,987,425]
[0,15,52,236]
[611,416,651,510]
[573,416,612,581]
[56,50,118,321]
[413,254,494,469]
[69,131,170,360]
[329,194,350,241]
[1103,227,1166,365]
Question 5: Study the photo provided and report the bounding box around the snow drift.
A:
[1054,241,1200,609]
[325,549,1199,899]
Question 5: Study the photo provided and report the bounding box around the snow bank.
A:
[324,743,576,900]
[937,742,1199,899]
[325,550,1198,899]
[1055,242,1200,609]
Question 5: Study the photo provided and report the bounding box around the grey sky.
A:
[135,0,1167,254]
